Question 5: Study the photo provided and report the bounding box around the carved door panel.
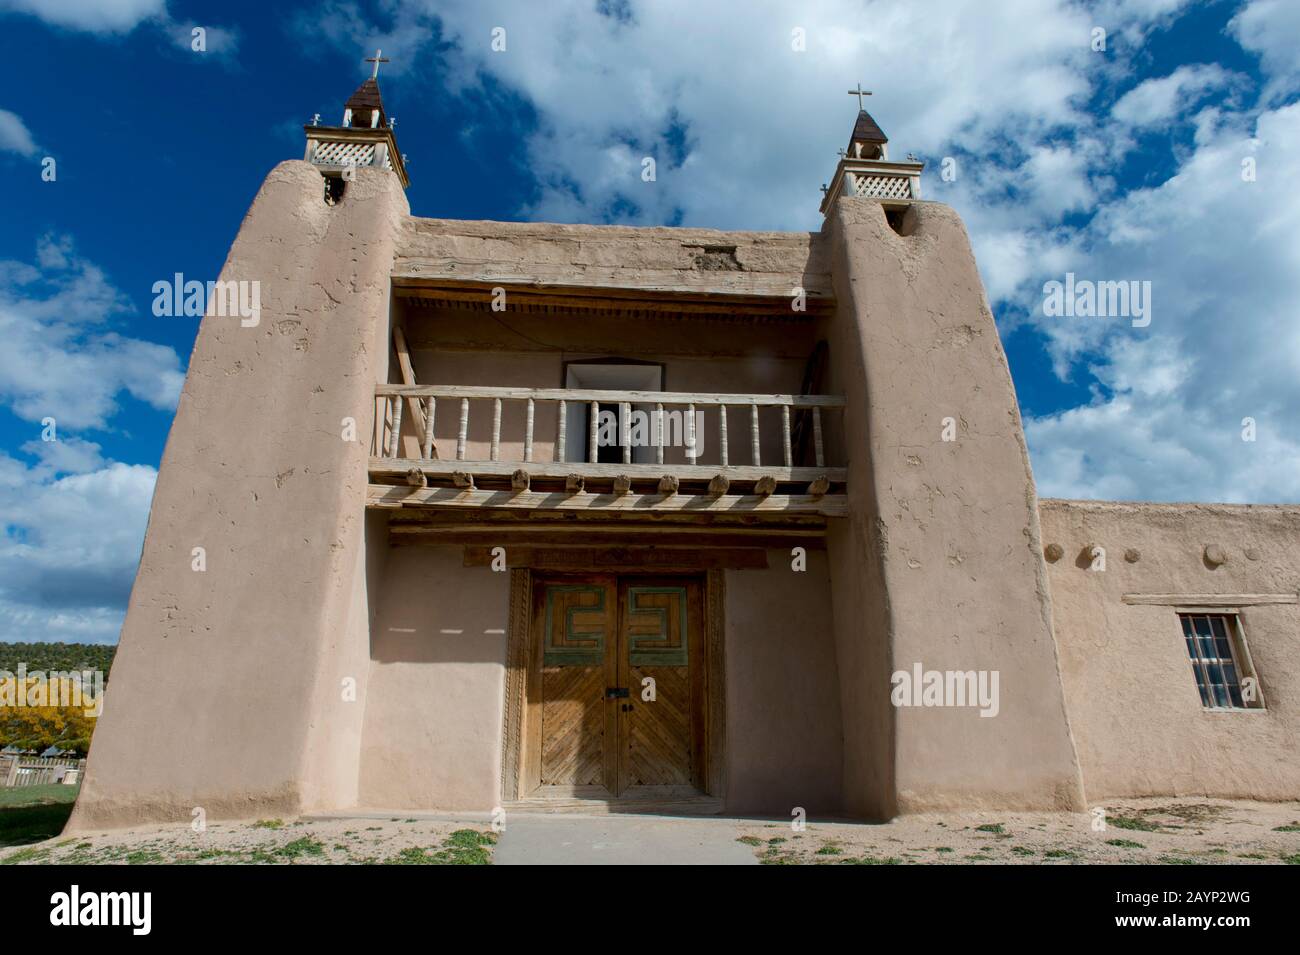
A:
[527,574,705,798]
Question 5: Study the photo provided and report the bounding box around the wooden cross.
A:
[365,49,389,80]
[847,84,872,109]
[820,183,829,196]
[836,148,846,158]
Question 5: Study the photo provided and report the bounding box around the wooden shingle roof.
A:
[850,109,888,144]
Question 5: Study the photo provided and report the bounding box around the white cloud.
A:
[0,239,180,643]
[0,0,165,33]
[0,235,184,430]
[0,453,157,644]
[0,108,38,157]
[0,1,240,62]
[1111,64,1241,129]
[1229,0,1300,101]
[1025,102,1300,502]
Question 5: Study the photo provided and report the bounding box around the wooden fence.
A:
[0,755,85,787]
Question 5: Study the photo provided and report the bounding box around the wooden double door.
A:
[525,574,707,798]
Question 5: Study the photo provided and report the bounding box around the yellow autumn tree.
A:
[0,676,99,754]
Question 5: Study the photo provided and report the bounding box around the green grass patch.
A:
[274,837,326,860]
[840,855,902,865]
[0,784,80,849]
[736,835,761,846]
[1010,846,1035,857]
[251,819,284,830]
[815,844,843,856]
[1159,855,1199,865]
[1282,853,1300,865]
[1106,838,1144,849]
[1110,816,1161,832]
[1272,822,1300,832]
[387,829,496,865]
[1044,848,1078,859]
[975,823,1004,834]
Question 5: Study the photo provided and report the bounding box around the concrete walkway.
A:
[494,813,758,865]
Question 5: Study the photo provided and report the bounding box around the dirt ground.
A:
[2,796,1298,864]
[0,815,498,865]
[736,797,1300,864]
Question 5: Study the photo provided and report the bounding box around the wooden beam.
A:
[1121,593,1298,606]
[462,546,771,571]
[390,525,826,549]
[390,267,834,308]
[371,457,846,485]
[376,384,846,408]
[368,483,848,517]
[390,326,428,448]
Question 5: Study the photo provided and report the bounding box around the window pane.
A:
[1179,613,1252,710]
[1211,682,1230,707]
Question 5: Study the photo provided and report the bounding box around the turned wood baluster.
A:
[655,403,664,465]
[389,393,403,458]
[422,396,435,460]
[457,398,469,461]
[557,400,567,462]
[813,406,825,468]
[491,398,502,462]
[686,403,697,464]
[588,401,599,464]
[524,398,535,463]
[719,405,729,466]
[621,402,631,465]
[781,404,792,467]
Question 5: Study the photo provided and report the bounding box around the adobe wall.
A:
[395,216,832,299]
[824,198,1085,814]
[358,545,508,810]
[357,543,842,813]
[1041,499,1300,801]
[724,549,843,814]
[68,162,409,830]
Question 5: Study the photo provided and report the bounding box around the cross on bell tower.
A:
[365,49,389,80]
[301,50,411,191]
[818,87,923,216]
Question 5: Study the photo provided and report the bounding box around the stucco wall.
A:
[358,545,508,810]
[1041,500,1300,801]
[825,198,1084,814]
[70,162,408,830]
[724,549,843,814]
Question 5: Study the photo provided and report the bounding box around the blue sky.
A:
[1,0,1297,643]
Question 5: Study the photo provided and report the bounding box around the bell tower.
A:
[819,85,922,214]
[304,49,411,192]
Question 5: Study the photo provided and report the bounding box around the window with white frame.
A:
[1177,613,1263,710]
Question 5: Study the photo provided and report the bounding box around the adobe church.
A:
[69,66,1300,829]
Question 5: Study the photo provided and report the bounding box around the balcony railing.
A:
[368,384,848,516]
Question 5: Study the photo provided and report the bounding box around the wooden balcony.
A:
[368,384,848,518]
